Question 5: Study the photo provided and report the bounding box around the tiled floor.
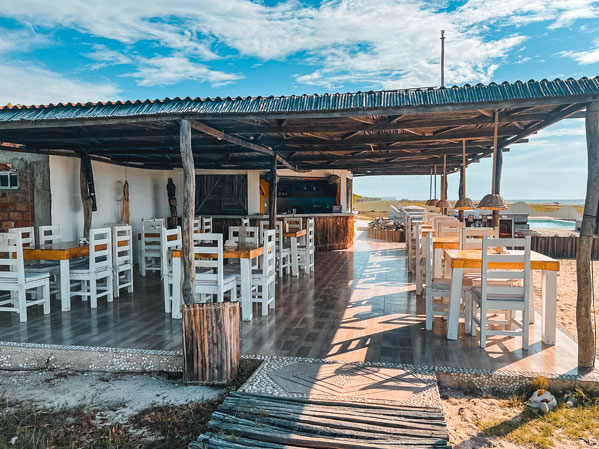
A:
[1,228,596,376]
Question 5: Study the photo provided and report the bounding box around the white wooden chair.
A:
[459,227,499,250]
[284,217,304,245]
[227,226,260,270]
[193,218,202,234]
[424,232,473,332]
[10,226,62,300]
[298,218,315,273]
[161,227,182,316]
[241,217,250,226]
[251,229,276,316]
[471,236,531,350]
[259,221,290,277]
[414,223,425,295]
[437,220,465,237]
[0,232,50,322]
[139,218,164,276]
[112,225,134,297]
[70,227,113,308]
[193,233,237,303]
[202,216,213,233]
[39,225,61,246]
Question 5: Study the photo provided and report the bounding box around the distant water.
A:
[507,199,585,205]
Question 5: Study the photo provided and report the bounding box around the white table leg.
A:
[433,248,443,278]
[240,258,253,321]
[446,267,463,340]
[59,259,71,311]
[171,256,182,319]
[291,237,299,277]
[542,270,557,345]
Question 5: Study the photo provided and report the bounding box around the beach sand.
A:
[533,259,599,352]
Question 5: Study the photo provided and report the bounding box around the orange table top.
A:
[23,240,127,261]
[284,229,306,238]
[444,249,560,271]
[433,237,459,250]
[172,244,265,260]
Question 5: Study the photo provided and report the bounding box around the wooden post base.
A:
[182,302,240,385]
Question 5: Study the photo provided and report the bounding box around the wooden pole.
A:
[458,140,466,221]
[268,156,278,229]
[79,158,92,239]
[179,119,196,305]
[577,101,599,369]
[433,165,437,199]
[429,169,433,201]
[492,111,500,228]
[442,155,447,215]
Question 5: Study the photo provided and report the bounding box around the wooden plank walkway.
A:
[190,392,450,448]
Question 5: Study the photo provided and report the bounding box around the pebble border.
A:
[0,341,182,372]
[1,342,597,395]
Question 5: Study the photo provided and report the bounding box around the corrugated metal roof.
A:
[0,77,598,123]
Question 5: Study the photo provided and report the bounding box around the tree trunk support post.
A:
[269,156,278,229]
[79,157,93,239]
[492,111,502,228]
[179,119,195,305]
[458,160,465,222]
[577,101,599,369]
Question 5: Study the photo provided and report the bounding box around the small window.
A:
[0,171,19,189]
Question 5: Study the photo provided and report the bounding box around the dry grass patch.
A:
[443,385,599,449]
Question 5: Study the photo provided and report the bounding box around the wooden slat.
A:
[192,392,450,449]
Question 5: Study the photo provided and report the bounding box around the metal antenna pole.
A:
[440,30,446,87]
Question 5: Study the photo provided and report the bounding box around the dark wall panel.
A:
[195,174,248,215]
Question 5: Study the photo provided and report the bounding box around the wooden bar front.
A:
[206,213,354,252]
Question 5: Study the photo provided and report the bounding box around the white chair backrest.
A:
[459,227,499,250]
[228,226,259,246]
[262,229,276,277]
[424,231,434,285]
[306,218,315,249]
[259,221,270,244]
[202,217,212,233]
[432,216,455,232]
[39,225,61,245]
[193,233,224,286]
[89,228,112,272]
[0,232,25,284]
[437,220,464,237]
[481,236,531,299]
[161,226,182,275]
[241,217,250,227]
[193,218,201,233]
[284,217,302,231]
[113,225,132,268]
[141,219,164,247]
[9,226,35,248]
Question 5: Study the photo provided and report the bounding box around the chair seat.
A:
[430,277,474,289]
[472,287,524,302]
[0,272,50,284]
[25,262,60,274]
[195,274,237,285]
[70,264,111,274]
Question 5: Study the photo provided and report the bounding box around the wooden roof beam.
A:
[189,119,300,171]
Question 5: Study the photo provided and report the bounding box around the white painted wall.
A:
[49,156,172,258]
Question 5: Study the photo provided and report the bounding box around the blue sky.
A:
[0,0,598,200]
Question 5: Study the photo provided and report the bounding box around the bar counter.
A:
[207,213,354,252]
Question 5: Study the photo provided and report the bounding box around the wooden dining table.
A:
[443,249,560,345]
[23,241,89,312]
[171,244,266,321]
[283,228,306,277]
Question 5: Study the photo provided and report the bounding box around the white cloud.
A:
[0,62,120,105]
[561,47,599,64]
[84,44,133,69]
[124,54,243,87]
[0,0,597,91]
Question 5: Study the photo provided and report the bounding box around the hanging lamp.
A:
[454,140,475,210]
[436,155,451,210]
[478,111,508,210]
[426,165,439,206]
